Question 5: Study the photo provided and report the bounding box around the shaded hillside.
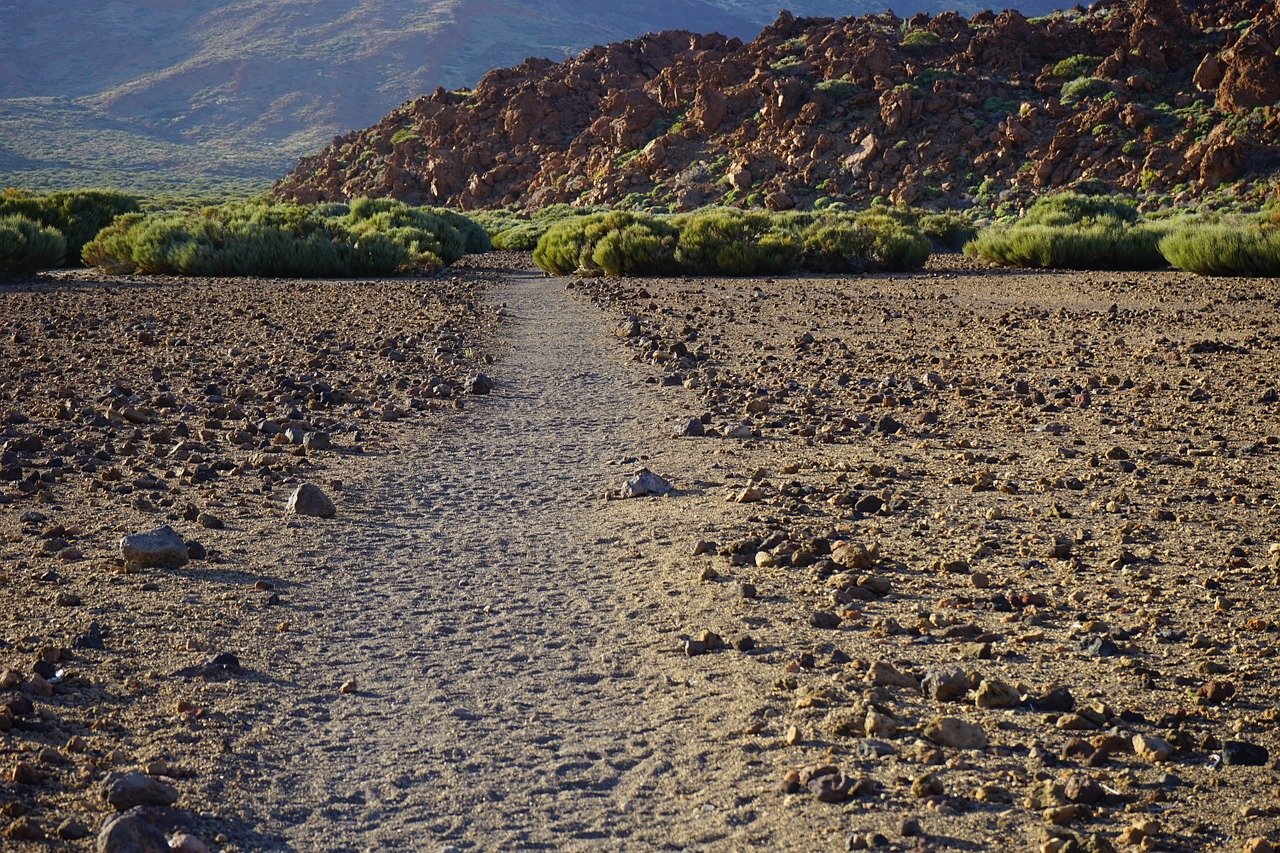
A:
[276,0,1280,212]
[0,0,1061,192]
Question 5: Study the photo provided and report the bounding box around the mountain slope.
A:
[1,0,1068,192]
[275,0,1280,211]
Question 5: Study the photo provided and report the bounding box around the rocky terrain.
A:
[0,267,499,847]
[276,0,1280,213]
[0,1,1058,193]
[567,257,1280,851]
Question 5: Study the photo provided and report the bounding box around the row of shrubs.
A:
[965,192,1280,276]
[531,209,937,277]
[0,193,493,277]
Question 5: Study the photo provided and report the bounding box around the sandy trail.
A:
[237,271,805,851]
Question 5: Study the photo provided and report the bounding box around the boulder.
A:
[119,525,188,569]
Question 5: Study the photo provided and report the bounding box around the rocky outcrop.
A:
[276,1,1280,212]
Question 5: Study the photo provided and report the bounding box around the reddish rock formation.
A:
[275,1,1280,211]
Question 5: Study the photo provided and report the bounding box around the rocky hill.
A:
[275,0,1280,212]
[0,1,1060,193]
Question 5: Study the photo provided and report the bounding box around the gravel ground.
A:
[2,256,1278,852]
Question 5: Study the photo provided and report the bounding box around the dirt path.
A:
[232,272,818,850]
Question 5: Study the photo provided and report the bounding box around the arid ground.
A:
[2,255,1278,851]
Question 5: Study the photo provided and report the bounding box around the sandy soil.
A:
[2,255,1278,852]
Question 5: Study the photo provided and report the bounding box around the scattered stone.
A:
[1222,741,1269,766]
[464,373,494,395]
[868,660,918,690]
[974,678,1021,709]
[922,668,970,702]
[1132,734,1172,763]
[287,483,337,518]
[620,469,673,498]
[119,525,189,569]
[101,772,179,811]
[55,818,91,840]
[925,716,988,750]
[340,679,358,694]
[811,611,841,630]
[169,832,215,853]
[96,808,168,853]
[196,512,224,530]
[674,417,705,437]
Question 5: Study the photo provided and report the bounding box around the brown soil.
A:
[2,256,1278,851]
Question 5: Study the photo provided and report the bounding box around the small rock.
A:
[922,668,970,702]
[1242,839,1274,853]
[101,772,179,811]
[119,525,189,569]
[1222,741,1269,766]
[620,469,673,498]
[738,582,758,599]
[674,417,705,437]
[974,678,1021,709]
[55,818,91,840]
[11,761,42,784]
[1132,733,1172,763]
[340,679,357,694]
[287,483,336,518]
[811,611,842,630]
[868,660,918,690]
[464,373,494,395]
[56,591,82,607]
[169,832,214,853]
[196,513,224,530]
[924,716,988,750]
[302,431,332,450]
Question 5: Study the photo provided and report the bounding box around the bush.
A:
[1160,223,1280,276]
[802,221,875,272]
[1060,76,1110,105]
[1021,191,1139,227]
[1051,54,1101,79]
[675,210,803,276]
[964,222,1168,270]
[0,215,67,273]
[0,188,140,265]
[903,29,941,51]
[424,207,491,254]
[918,212,977,251]
[534,211,677,276]
[81,201,475,277]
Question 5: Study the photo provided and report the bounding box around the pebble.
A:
[974,678,1021,709]
[674,417,705,437]
[287,483,337,518]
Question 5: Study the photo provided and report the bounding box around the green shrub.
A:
[1159,223,1280,276]
[964,222,1168,270]
[424,207,491,253]
[918,212,977,251]
[1022,191,1140,227]
[0,214,67,272]
[534,211,678,276]
[80,200,474,277]
[1060,76,1110,105]
[871,224,932,271]
[1052,54,1102,78]
[815,78,860,99]
[903,29,941,51]
[675,210,802,276]
[802,221,875,272]
[0,188,140,265]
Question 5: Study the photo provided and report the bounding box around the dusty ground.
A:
[1,254,1278,851]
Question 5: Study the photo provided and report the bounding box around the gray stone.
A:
[96,809,167,853]
[674,417,705,437]
[101,772,179,811]
[287,483,336,518]
[922,668,970,702]
[465,373,494,395]
[925,716,988,749]
[620,469,672,498]
[119,525,189,569]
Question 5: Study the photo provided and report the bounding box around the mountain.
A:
[1,1,1068,193]
[275,0,1280,211]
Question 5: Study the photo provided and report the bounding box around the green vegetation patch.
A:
[1060,76,1110,105]
[0,214,66,273]
[82,198,486,278]
[1051,54,1102,79]
[0,188,140,264]
[1160,222,1280,276]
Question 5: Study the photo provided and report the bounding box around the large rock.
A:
[287,483,336,518]
[96,809,168,853]
[101,772,179,811]
[119,525,188,569]
[620,469,673,498]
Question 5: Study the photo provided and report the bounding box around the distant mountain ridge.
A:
[1,1,1067,191]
